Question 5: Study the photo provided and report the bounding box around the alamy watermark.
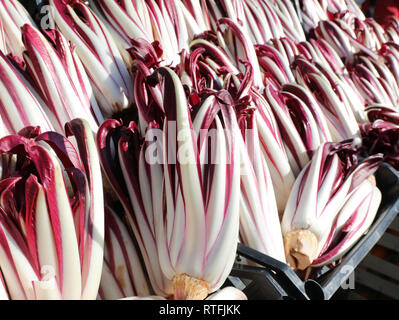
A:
[38,6,56,30]
[339,265,356,290]
[141,122,257,179]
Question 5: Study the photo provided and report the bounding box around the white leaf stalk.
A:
[298,39,344,76]
[254,90,295,216]
[281,83,333,143]
[146,0,189,66]
[253,0,285,40]
[264,85,320,176]
[177,0,210,38]
[272,0,306,42]
[315,20,356,63]
[50,0,134,116]
[0,17,5,53]
[299,70,360,142]
[312,178,381,267]
[256,43,296,87]
[0,0,37,58]
[99,205,151,300]
[350,56,399,113]
[90,0,191,67]
[217,18,264,89]
[238,110,286,262]
[298,0,328,32]
[66,119,105,300]
[89,0,153,66]
[21,24,102,133]
[0,51,54,134]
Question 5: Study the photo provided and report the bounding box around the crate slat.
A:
[227,276,247,291]
[389,217,399,232]
[355,268,399,300]
[359,255,399,282]
[377,233,399,252]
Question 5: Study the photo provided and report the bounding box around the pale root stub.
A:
[283,229,319,270]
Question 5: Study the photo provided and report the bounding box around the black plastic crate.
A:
[230,163,399,300]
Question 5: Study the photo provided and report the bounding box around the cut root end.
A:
[172,274,211,300]
[368,174,376,186]
[284,229,319,270]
